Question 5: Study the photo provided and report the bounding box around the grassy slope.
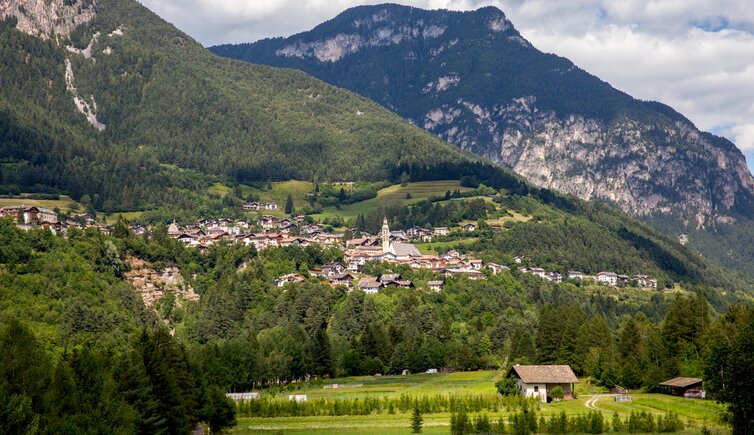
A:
[239,180,472,220]
[312,180,473,220]
[0,195,81,213]
[229,371,726,434]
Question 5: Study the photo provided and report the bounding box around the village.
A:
[0,203,658,293]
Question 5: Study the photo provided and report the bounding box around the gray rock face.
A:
[423,96,754,227]
[0,0,96,39]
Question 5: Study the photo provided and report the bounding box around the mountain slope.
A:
[0,0,514,212]
[211,3,754,276]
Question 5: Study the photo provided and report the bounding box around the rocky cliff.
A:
[0,0,96,39]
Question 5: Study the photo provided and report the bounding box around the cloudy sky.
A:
[141,0,754,170]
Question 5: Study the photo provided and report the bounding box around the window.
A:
[534,386,539,392]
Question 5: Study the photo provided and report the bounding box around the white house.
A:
[567,271,585,280]
[595,272,618,286]
[507,365,578,403]
[433,227,450,236]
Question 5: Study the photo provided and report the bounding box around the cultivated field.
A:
[228,371,728,434]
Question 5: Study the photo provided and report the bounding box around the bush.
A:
[549,386,564,401]
[496,376,520,397]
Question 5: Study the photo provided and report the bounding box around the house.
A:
[659,377,704,398]
[466,259,483,270]
[176,234,199,246]
[545,272,562,283]
[407,226,433,241]
[427,280,445,292]
[357,278,383,294]
[568,271,585,280]
[462,223,476,232]
[486,263,509,275]
[528,267,546,279]
[379,273,402,283]
[263,202,279,211]
[384,279,414,289]
[288,394,307,402]
[0,205,58,225]
[507,365,578,403]
[635,275,658,289]
[275,273,306,287]
[513,256,523,264]
[329,273,356,288]
[595,272,618,286]
[243,202,261,211]
[433,227,450,236]
[310,262,346,277]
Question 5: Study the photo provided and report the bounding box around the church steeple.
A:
[381,216,390,254]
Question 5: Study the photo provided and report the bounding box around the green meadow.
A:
[228,371,728,434]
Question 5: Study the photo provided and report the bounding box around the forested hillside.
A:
[1,216,751,431]
[0,0,497,212]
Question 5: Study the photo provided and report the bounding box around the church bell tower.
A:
[381,216,390,254]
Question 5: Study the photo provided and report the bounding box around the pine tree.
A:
[285,194,294,214]
[410,404,423,433]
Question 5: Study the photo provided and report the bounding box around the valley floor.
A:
[227,371,727,434]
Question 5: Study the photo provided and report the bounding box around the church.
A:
[380,217,422,261]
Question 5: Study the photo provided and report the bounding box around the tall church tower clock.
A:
[381,217,390,254]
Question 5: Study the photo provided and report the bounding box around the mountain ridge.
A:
[210,3,754,276]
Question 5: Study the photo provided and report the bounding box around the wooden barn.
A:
[659,377,704,398]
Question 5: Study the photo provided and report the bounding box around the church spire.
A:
[381,216,390,254]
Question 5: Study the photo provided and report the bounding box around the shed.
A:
[659,377,704,397]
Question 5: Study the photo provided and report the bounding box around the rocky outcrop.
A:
[124,257,198,308]
[0,0,96,39]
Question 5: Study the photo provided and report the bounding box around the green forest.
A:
[1,216,753,432]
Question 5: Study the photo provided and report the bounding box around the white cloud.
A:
[139,0,754,166]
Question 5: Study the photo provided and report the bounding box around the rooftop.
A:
[509,365,578,384]
[659,377,703,388]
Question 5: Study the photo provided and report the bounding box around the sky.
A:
[141,0,754,171]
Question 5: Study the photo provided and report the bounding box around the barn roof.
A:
[659,377,703,388]
[508,365,578,384]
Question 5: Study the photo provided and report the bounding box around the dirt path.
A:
[583,395,614,411]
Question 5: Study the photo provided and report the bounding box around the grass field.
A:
[416,238,478,255]
[0,195,81,213]
[312,181,474,221]
[228,371,728,434]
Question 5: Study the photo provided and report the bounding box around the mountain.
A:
[211,3,754,277]
[1,0,753,288]
[0,0,513,212]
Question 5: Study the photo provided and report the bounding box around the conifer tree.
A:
[410,404,423,433]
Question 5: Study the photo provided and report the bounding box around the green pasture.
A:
[228,371,728,434]
[313,180,473,221]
